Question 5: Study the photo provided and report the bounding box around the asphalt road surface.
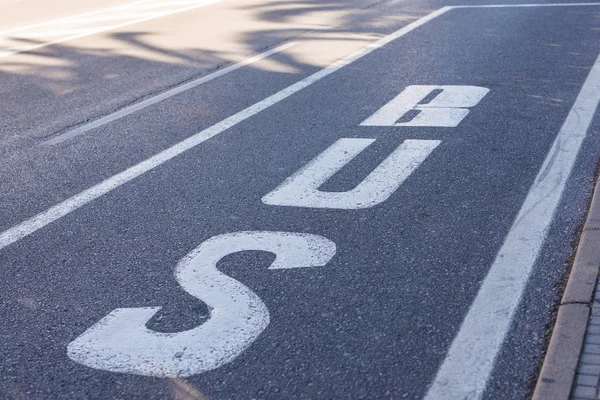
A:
[1,0,600,399]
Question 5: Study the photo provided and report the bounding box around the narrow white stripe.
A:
[17,28,99,39]
[425,52,600,400]
[60,12,167,25]
[42,42,298,146]
[0,7,451,251]
[456,2,600,7]
[120,0,205,10]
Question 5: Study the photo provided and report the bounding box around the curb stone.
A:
[532,178,600,400]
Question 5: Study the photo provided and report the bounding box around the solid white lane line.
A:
[65,12,167,24]
[457,2,600,8]
[18,28,104,39]
[0,0,225,58]
[0,7,451,252]
[41,42,298,146]
[425,51,600,400]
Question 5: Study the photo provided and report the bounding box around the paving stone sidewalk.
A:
[572,278,600,399]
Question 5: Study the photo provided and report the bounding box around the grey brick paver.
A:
[581,354,600,365]
[576,373,599,387]
[589,326,600,335]
[573,385,597,398]
[580,364,600,375]
[572,278,600,399]
[586,335,600,345]
[584,344,600,355]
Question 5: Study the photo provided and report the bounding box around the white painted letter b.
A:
[361,85,489,127]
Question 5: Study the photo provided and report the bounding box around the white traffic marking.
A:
[262,139,440,209]
[67,231,336,377]
[455,2,600,8]
[70,12,166,24]
[0,7,452,252]
[42,42,297,146]
[0,0,225,58]
[361,85,489,127]
[425,51,600,400]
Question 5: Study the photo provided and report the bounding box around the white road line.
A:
[457,2,600,8]
[41,42,298,146]
[0,6,451,252]
[18,28,102,39]
[425,51,600,400]
[66,12,166,24]
[0,0,225,58]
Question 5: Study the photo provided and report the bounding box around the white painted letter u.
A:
[262,138,440,209]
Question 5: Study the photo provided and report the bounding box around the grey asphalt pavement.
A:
[1,1,600,399]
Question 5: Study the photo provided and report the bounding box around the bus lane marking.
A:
[2,3,597,392]
[67,231,336,377]
[361,85,489,127]
[262,138,440,209]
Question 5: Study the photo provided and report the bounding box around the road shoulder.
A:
[533,176,600,400]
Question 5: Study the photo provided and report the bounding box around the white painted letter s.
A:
[67,231,336,377]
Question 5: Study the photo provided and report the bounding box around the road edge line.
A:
[532,178,600,400]
[455,2,600,8]
[424,50,600,399]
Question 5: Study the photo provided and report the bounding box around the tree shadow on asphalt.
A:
[0,0,423,152]
[0,3,428,398]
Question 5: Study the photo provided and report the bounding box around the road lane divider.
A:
[0,6,452,252]
[41,42,298,146]
[453,2,600,8]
